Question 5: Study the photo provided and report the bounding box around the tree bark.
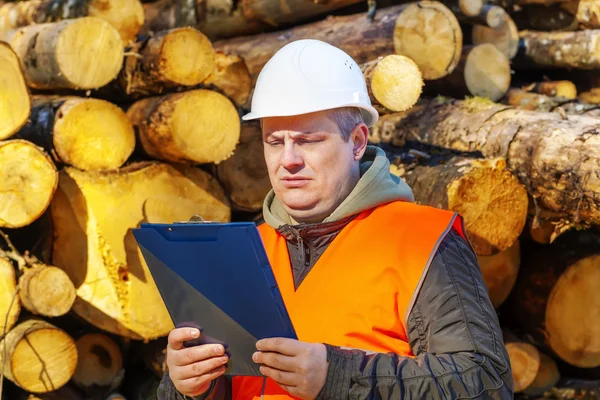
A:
[391,157,528,256]
[49,162,231,340]
[2,17,124,89]
[361,54,423,113]
[0,140,58,228]
[72,333,124,392]
[423,43,511,101]
[214,1,464,82]
[0,319,78,393]
[0,0,145,43]
[13,96,135,171]
[477,240,520,308]
[126,89,240,165]
[18,263,76,317]
[0,42,30,140]
[515,29,600,70]
[119,27,215,97]
[506,88,600,118]
[0,257,21,336]
[371,98,600,227]
[202,51,252,107]
[215,122,271,212]
[471,13,519,59]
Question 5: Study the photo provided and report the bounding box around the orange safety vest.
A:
[232,201,467,400]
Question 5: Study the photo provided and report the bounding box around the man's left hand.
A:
[253,338,328,400]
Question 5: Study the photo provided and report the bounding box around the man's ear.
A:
[351,123,369,160]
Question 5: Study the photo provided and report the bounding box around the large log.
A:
[72,333,124,392]
[14,96,135,171]
[0,41,30,140]
[50,162,231,340]
[506,88,600,118]
[0,319,78,393]
[390,157,528,256]
[423,44,511,101]
[215,122,271,212]
[18,263,76,317]
[0,140,58,228]
[506,231,600,370]
[0,257,20,335]
[2,17,124,89]
[371,98,600,227]
[214,1,464,82]
[119,27,215,97]
[126,89,240,165]
[471,13,519,59]
[515,30,600,70]
[477,240,520,308]
[504,340,541,392]
[0,0,144,43]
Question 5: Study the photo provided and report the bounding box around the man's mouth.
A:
[281,177,310,188]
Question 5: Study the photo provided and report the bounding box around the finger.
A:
[176,365,227,396]
[256,338,301,356]
[172,344,226,367]
[171,355,229,380]
[168,327,201,351]
[253,351,296,372]
[259,365,298,387]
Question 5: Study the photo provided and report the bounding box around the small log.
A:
[531,80,578,99]
[506,88,600,118]
[214,1,464,82]
[72,333,124,391]
[361,54,423,113]
[0,257,20,336]
[456,4,507,28]
[126,89,240,165]
[447,0,484,16]
[505,340,541,392]
[0,319,78,393]
[523,353,561,396]
[14,96,135,171]
[472,13,519,59]
[372,98,600,227]
[515,30,600,70]
[0,140,58,228]
[560,0,600,28]
[579,87,600,104]
[18,263,76,317]
[50,162,231,340]
[215,122,271,212]
[0,0,144,43]
[423,44,511,101]
[2,17,124,90]
[0,42,30,140]
[119,27,215,97]
[202,51,252,107]
[477,240,520,308]
[391,157,528,256]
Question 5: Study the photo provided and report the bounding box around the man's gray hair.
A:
[328,107,364,141]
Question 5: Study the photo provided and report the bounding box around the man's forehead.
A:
[262,111,339,135]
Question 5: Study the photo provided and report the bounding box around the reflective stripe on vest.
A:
[232,201,466,400]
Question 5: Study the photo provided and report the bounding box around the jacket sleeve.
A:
[157,373,230,400]
[315,228,514,400]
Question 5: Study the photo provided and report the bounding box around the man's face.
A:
[262,110,367,224]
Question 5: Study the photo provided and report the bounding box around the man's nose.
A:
[281,141,303,169]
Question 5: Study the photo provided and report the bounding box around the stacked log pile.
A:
[0,0,598,398]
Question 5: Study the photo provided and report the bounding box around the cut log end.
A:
[52,97,135,171]
[0,140,58,228]
[88,0,145,44]
[203,52,252,107]
[368,55,423,112]
[18,264,76,317]
[73,333,123,389]
[535,81,578,99]
[523,353,561,396]
[0,42,29,140]
[459,0,484,16]
[0,320,78,393]
[506,342,541,392]
[0,257,21,334]
[579,88,600,104]
[464,44,510,101]
[393,1,462,80]
[477,240,520,308]
[158,27,215,86]
[446,158,528,255]
[485,5,507,28]
[472,14,519,59]
[545,254,600,368]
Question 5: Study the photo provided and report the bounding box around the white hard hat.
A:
[242,39,379,127]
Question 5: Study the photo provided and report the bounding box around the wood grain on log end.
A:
[73,333,123,390]
[0,42,30,140]
[127,89,240,164]
[18,264,76,317]
[0,257,21,335]
[393,1,463,80]
[0,319,78,393]
[464,44,510,101]
[477,240,520,308]
[364,54,423,112]
[505,341,541,392]
[0,140,58,228]
[472,14,519,59]
[523,353,561,396]
[459,0,484,16]
[89,0,145,44]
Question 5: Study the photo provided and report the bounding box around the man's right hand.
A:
[166,327,229,397]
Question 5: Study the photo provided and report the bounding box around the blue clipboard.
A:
[132,216,297,377]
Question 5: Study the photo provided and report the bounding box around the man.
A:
[158,39,514,400]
